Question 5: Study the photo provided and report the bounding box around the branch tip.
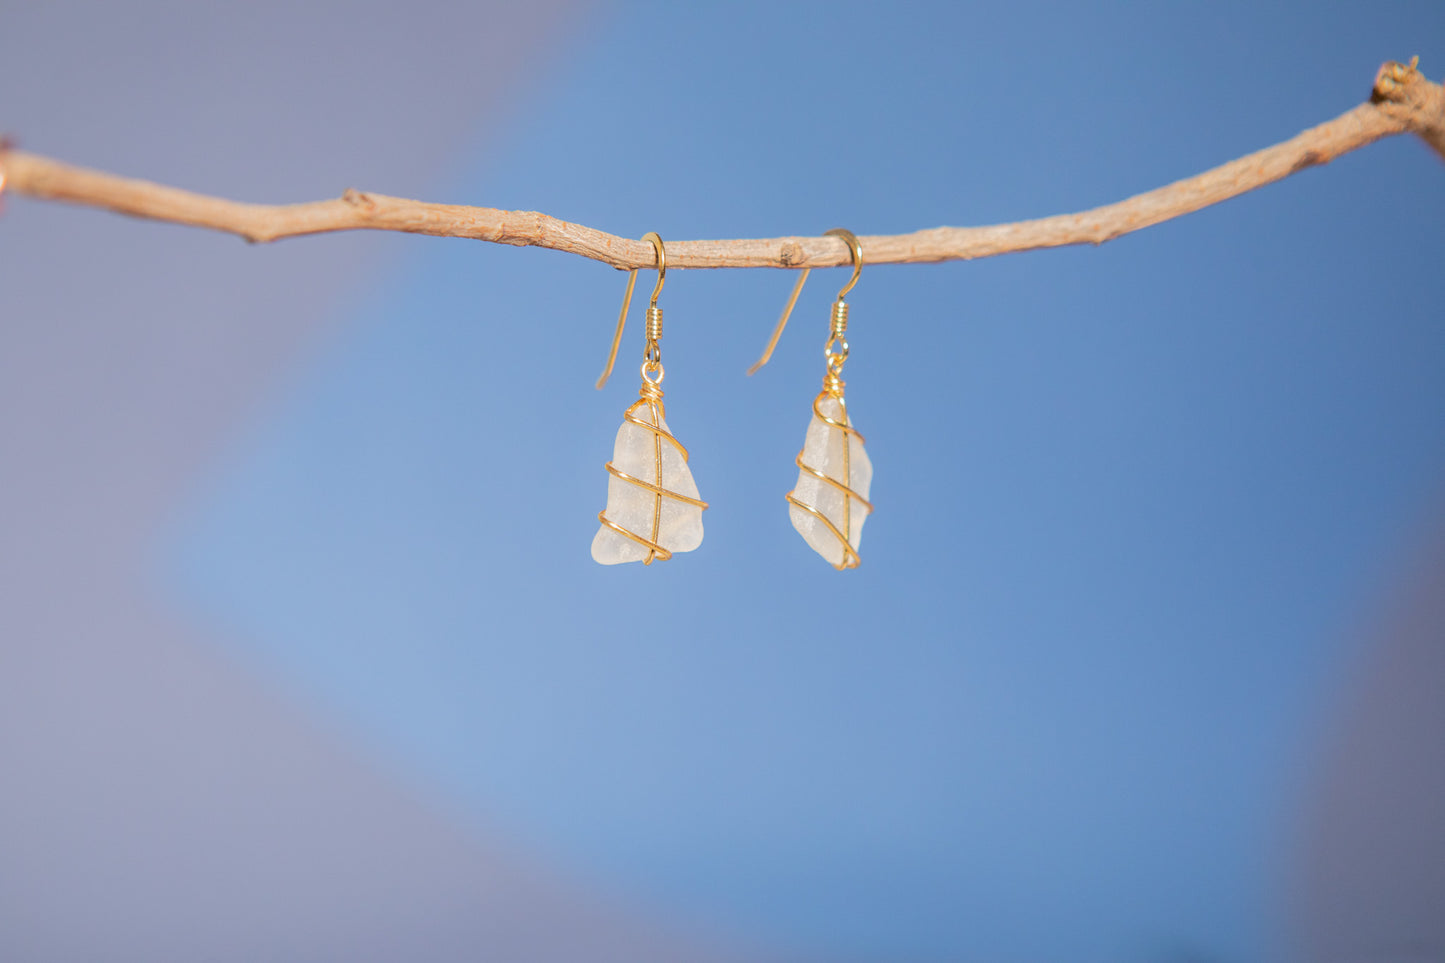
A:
[1372,57,1423,104]
[1369,57,1445,160]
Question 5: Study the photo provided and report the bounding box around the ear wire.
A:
[596,232,666,389]
[746,227,862,376]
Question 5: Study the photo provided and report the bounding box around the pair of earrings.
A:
[590,230,873,570]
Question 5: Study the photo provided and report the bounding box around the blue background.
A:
[165,3,1445,961]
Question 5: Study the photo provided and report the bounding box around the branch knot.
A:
[341,187,374,210]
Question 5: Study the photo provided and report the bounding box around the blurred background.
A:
[2,2,1443,961]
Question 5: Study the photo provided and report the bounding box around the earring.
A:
[591,233,708,565]
[748,228,873,569]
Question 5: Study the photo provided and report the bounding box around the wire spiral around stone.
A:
[597,384,708,564]
[786,386,874,570]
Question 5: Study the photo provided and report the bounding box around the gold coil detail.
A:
[645,305,663,342]
[824,301,850,380]
[598,389,708,565]
[786,390,872,570]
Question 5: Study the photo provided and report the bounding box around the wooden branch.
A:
[2,60,1441,271]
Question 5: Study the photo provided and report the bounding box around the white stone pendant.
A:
[787,392,873,569]
[592,393,707,565]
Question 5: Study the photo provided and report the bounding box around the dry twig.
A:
[1,61,1441,270]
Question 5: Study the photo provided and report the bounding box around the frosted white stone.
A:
[591,403,705,565]
[788,394,872,568]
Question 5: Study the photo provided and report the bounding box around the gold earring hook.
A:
[825,227,862,300]
[596,232,666,390]
[644,230,666,305]
[746,228,862,376]
[746,267,810,376]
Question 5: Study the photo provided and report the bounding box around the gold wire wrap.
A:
[598,385,708,565]
[783,227,872,570]
[786,387,873,570]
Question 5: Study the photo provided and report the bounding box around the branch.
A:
[2,60,1441,271]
